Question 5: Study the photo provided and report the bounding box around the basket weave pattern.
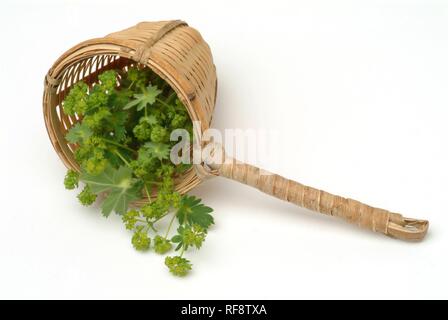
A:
[43,20,217,202]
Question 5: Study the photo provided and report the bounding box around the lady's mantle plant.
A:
[62,66,213,276]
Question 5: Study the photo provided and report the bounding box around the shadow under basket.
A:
[43,20,429,241]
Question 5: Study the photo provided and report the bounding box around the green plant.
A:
[62,66,213,276]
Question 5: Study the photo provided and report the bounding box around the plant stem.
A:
[145,180,162,186]
[152,212,169,224]
[180,246,185,258]
[144,184,152,203]
[164,213,177,239]
[166,92,176,105]
[147,222,157,233]
[103,138,136,154]
[156,98,171,109]
[114,150,130,166]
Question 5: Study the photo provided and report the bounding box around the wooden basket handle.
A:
[202,144,428,241]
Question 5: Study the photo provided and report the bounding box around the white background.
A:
[0,0,447,299]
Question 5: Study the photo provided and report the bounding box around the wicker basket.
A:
[43,20,429,241]
[43,20,216,203]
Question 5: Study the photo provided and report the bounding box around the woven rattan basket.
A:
[43,20,429,241]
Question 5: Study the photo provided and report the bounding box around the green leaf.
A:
[109,88,133,109]
[101,182,142,216]
[66,123,93,144]
[176,195,214,229]
[109,111,128,141]
[80,166,143,216]
[189,208,214,230]
[123,98,140,110]
[123,84,162,111]
[80,166,116,193]
[143,142,170,161]
[172,224,206,251]
[141,115,158,126]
